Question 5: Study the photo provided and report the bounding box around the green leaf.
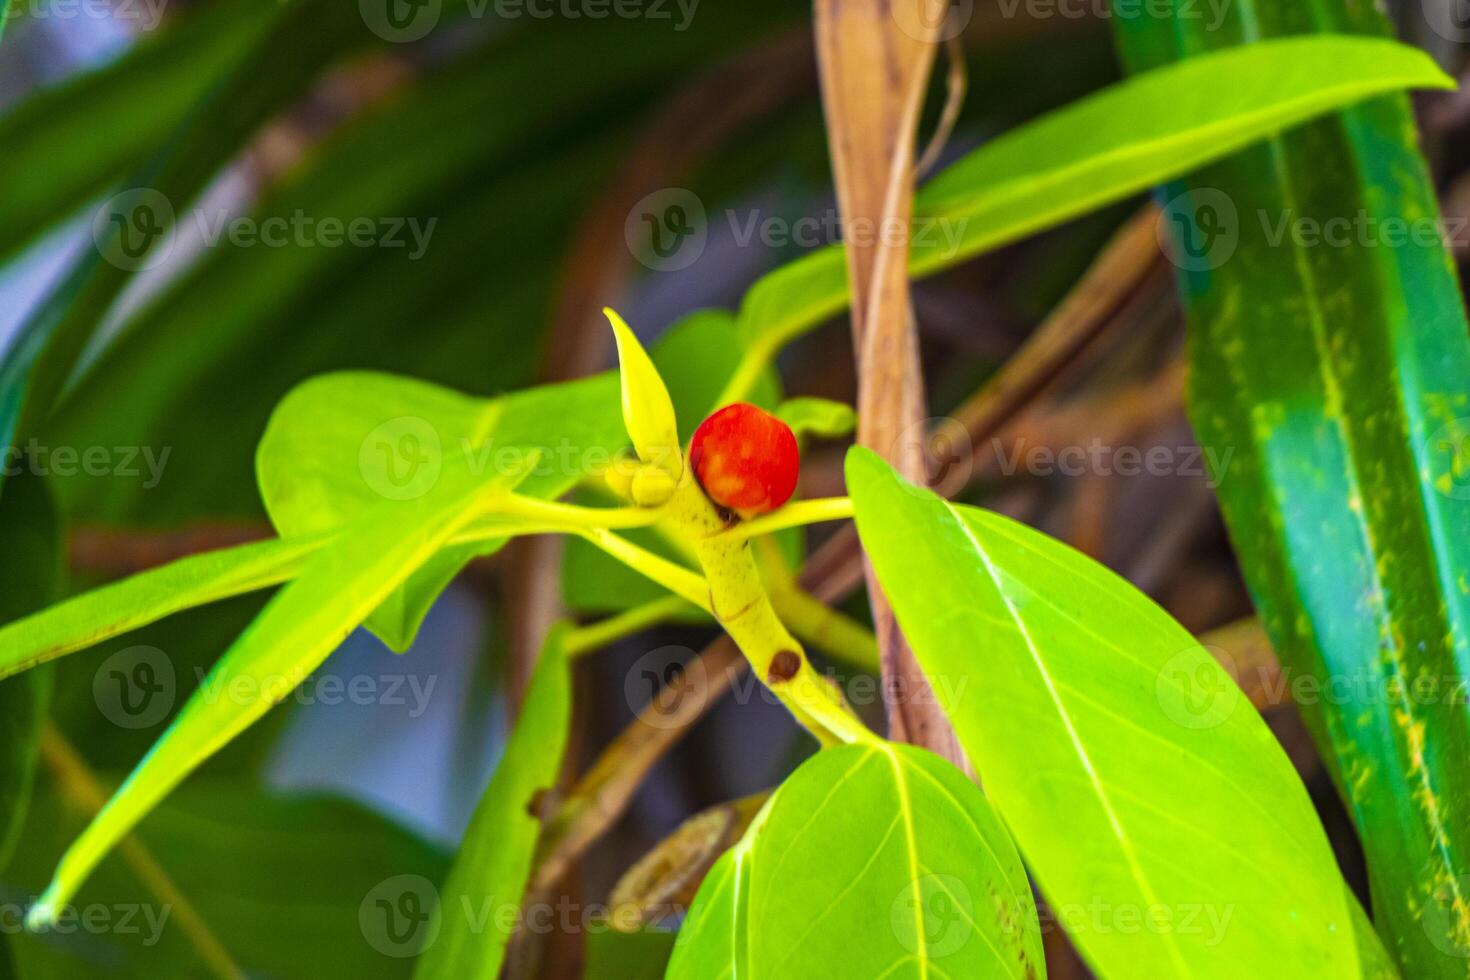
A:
[0,534,325,683]
[27,453,539,925]
[584,928,675,980]
[0,474,61,875]
[256,369,620,650]
[412,626,572,980]
[734,35,1452,358]
[668,742,1043,979]
[847,447,1357,977]
[1113,5,1470,974]
[776,397,856,440]
[5,780,448,979]
[0,0,272,263]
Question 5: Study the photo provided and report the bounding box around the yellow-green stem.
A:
[563,596,696,657]
[660,475,874,746]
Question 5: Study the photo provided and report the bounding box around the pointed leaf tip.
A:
[605,309,681,476]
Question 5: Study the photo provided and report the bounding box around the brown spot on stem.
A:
[767,650,800,683]
[526,788,551,819]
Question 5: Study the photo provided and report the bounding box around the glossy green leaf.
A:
[27,454,539,925]
[0,0,271,263]
[734,35,1452,359]
[776,397,856,440]
[848,447,1357,977]
[6,780,448,979]
[0,533,325,683]
[412,626,572,980]
[0,474,61,875]
[1114,4,1470,974]
[668,742,1043,979]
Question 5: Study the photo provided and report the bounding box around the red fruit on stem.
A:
[690,403,799,516]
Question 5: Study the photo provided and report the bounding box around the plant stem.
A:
[661,475,874,746]
[570,527,712,611]
[712,335,780,408]
[493,494,664,530]
[731,497,854,540]
[562,595,696,657]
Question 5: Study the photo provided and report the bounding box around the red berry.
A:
[690,403,799,517]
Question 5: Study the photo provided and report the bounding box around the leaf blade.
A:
[848,447,1357,978]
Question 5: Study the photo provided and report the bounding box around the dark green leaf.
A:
[0,474,61,875]
[412,626,572,980]
[4,780,448,979]
[1114,3,1470,973]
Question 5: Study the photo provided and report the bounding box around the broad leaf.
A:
[734,36,1451,359]
[27,455,538,924]
[848,448,1357,977]
[0,0,272,262]
[668,742,1043,979]
[412,626,572,980]
[0,474,61,874]
[1115,3,1470,973]
[6,780,448,979]
[0,0,377,508]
